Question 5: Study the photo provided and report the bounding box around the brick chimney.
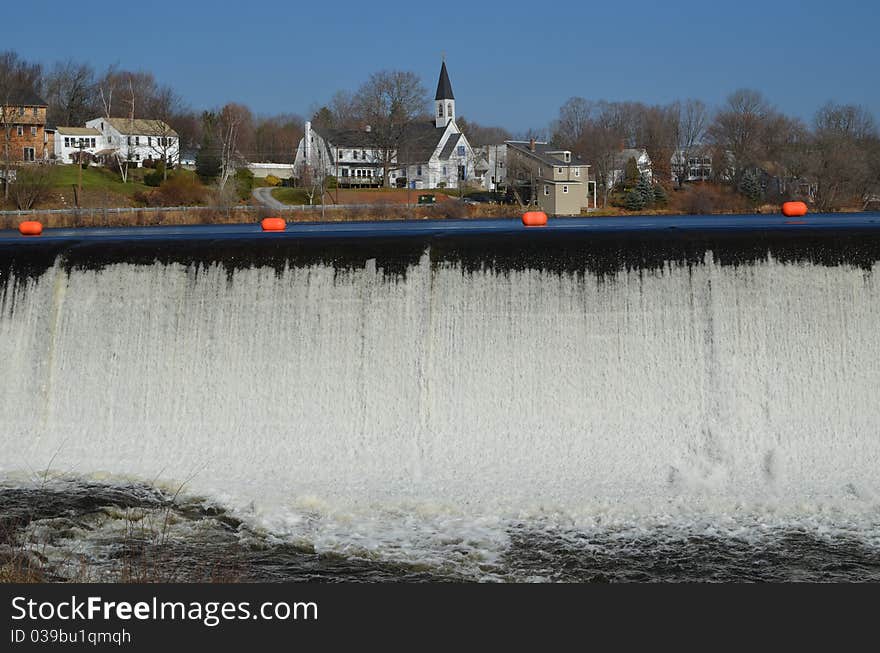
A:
[529,138,536,152]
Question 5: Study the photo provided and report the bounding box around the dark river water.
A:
[4,481,879,583]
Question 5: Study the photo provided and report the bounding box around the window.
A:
[342,168,349,177]
[353,151,358,160]
[100,122,104,130]
[64,137,70,147]
[564,152,571,162]
[16,126,23,136]
[18,107,24,115]
[338,149,343,159]
[91,138,96,147]
[417,165,422,176]
[367,170,372,177]
[442,166,447,175]
[148,137,152,146]
[361,150,366,159]
[457,145,465,157]
[135,136,140,146]
[33,107,38,116]
[574,168,580,177]
[135,154,140,160]
[544,185,549,196]
[446,103,452,116]
[563,185,569,193]
[23,147,35,161]
[31,126,37,136]
[558,167,563,174]
[438,105,444,117]
[127,136,132,146]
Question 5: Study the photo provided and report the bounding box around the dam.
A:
[2,214,880,581]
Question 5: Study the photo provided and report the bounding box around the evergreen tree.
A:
[625,187,646,211]
[196,112,221,182]
[636,175,655,206]
[624,156,640,187]
[653,183,668,206]
[739,169,762,205]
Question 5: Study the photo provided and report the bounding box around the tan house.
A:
[0,90,49,163]
[505,140,595,215]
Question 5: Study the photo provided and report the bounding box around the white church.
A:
[294,61,477,190]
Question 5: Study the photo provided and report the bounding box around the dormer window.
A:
[564,152,571,162]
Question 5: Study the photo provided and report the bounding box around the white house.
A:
[607,148,653,188]
[671,148,713,183]
[84,117,179,168]
[293,61,476,190]
[54,127,104,164]
[474,143,507,192]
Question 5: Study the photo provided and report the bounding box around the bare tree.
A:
[551,97,595,148]
[353,70,428,187]
[44,60,97,128]
[707,89,775,184]
[673,99,709,187]
[99,76,136,183]
[216,103,253,191]
[810,102,877,210]
[456,116,512,147]
[9,164,52,209]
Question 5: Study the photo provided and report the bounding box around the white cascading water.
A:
[2,253,880,570]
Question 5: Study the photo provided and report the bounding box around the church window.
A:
[457,145,465,157]
[438,105,443,117]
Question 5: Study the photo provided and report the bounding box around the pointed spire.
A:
[435,60,454,101]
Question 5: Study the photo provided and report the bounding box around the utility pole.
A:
[76,139,86,208]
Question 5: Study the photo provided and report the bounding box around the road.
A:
[252,187,288,211]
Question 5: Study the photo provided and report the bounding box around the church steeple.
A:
[434,60,455,128]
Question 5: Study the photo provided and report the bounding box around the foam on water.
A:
[2,253,880,573]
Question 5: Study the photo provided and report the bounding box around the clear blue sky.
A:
[7,0,879,132]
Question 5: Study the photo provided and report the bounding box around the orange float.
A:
[18,221,43,236]
[781,201,807,217]
[522,211,548,227]
[261,217,286,232]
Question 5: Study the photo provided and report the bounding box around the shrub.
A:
[682,186,718,215]
[265,174,281,187]
[151,173,207,206]
[234,168,254,201]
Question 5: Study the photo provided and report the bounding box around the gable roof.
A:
[612,148,650,167]
[56,126,101,136]
[438,133,462,160]
[506,141,588,168]
[2,89,48,107]
[105,117,178,137]
[398,122,447,164]
[435,61,454,101]
[314,126,378,148]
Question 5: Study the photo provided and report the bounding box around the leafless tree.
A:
[99,76,136,183]
[810,102,877,210]
[551,97,595,148]
[353,70,428,187]
[707,89,775,184]
[44,60,97,128]
[673,99,709,187]
[456,116,511,147]
[216,103,253,191]
[9,164,52,209]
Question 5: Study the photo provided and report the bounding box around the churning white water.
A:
[2,254,880,573]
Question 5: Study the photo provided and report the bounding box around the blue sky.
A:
[8,0,879,132]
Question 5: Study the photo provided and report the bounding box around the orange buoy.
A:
[522,211,548,227]
[18,221,43,236]
[781,201,807,217]
[261,217,286,232]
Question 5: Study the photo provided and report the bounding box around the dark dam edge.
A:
[2,214,880,279]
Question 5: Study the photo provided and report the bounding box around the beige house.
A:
[506,140,596,215]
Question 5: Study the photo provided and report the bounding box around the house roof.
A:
[438,133,461,160]
[612,148,650,166]
[316,127,378,148]
[2,89,48,107]
[56,126,101,136]
[105,117,178,137]
[435,61,454,100]
[398,122,447,164]
[506,141,588,168]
